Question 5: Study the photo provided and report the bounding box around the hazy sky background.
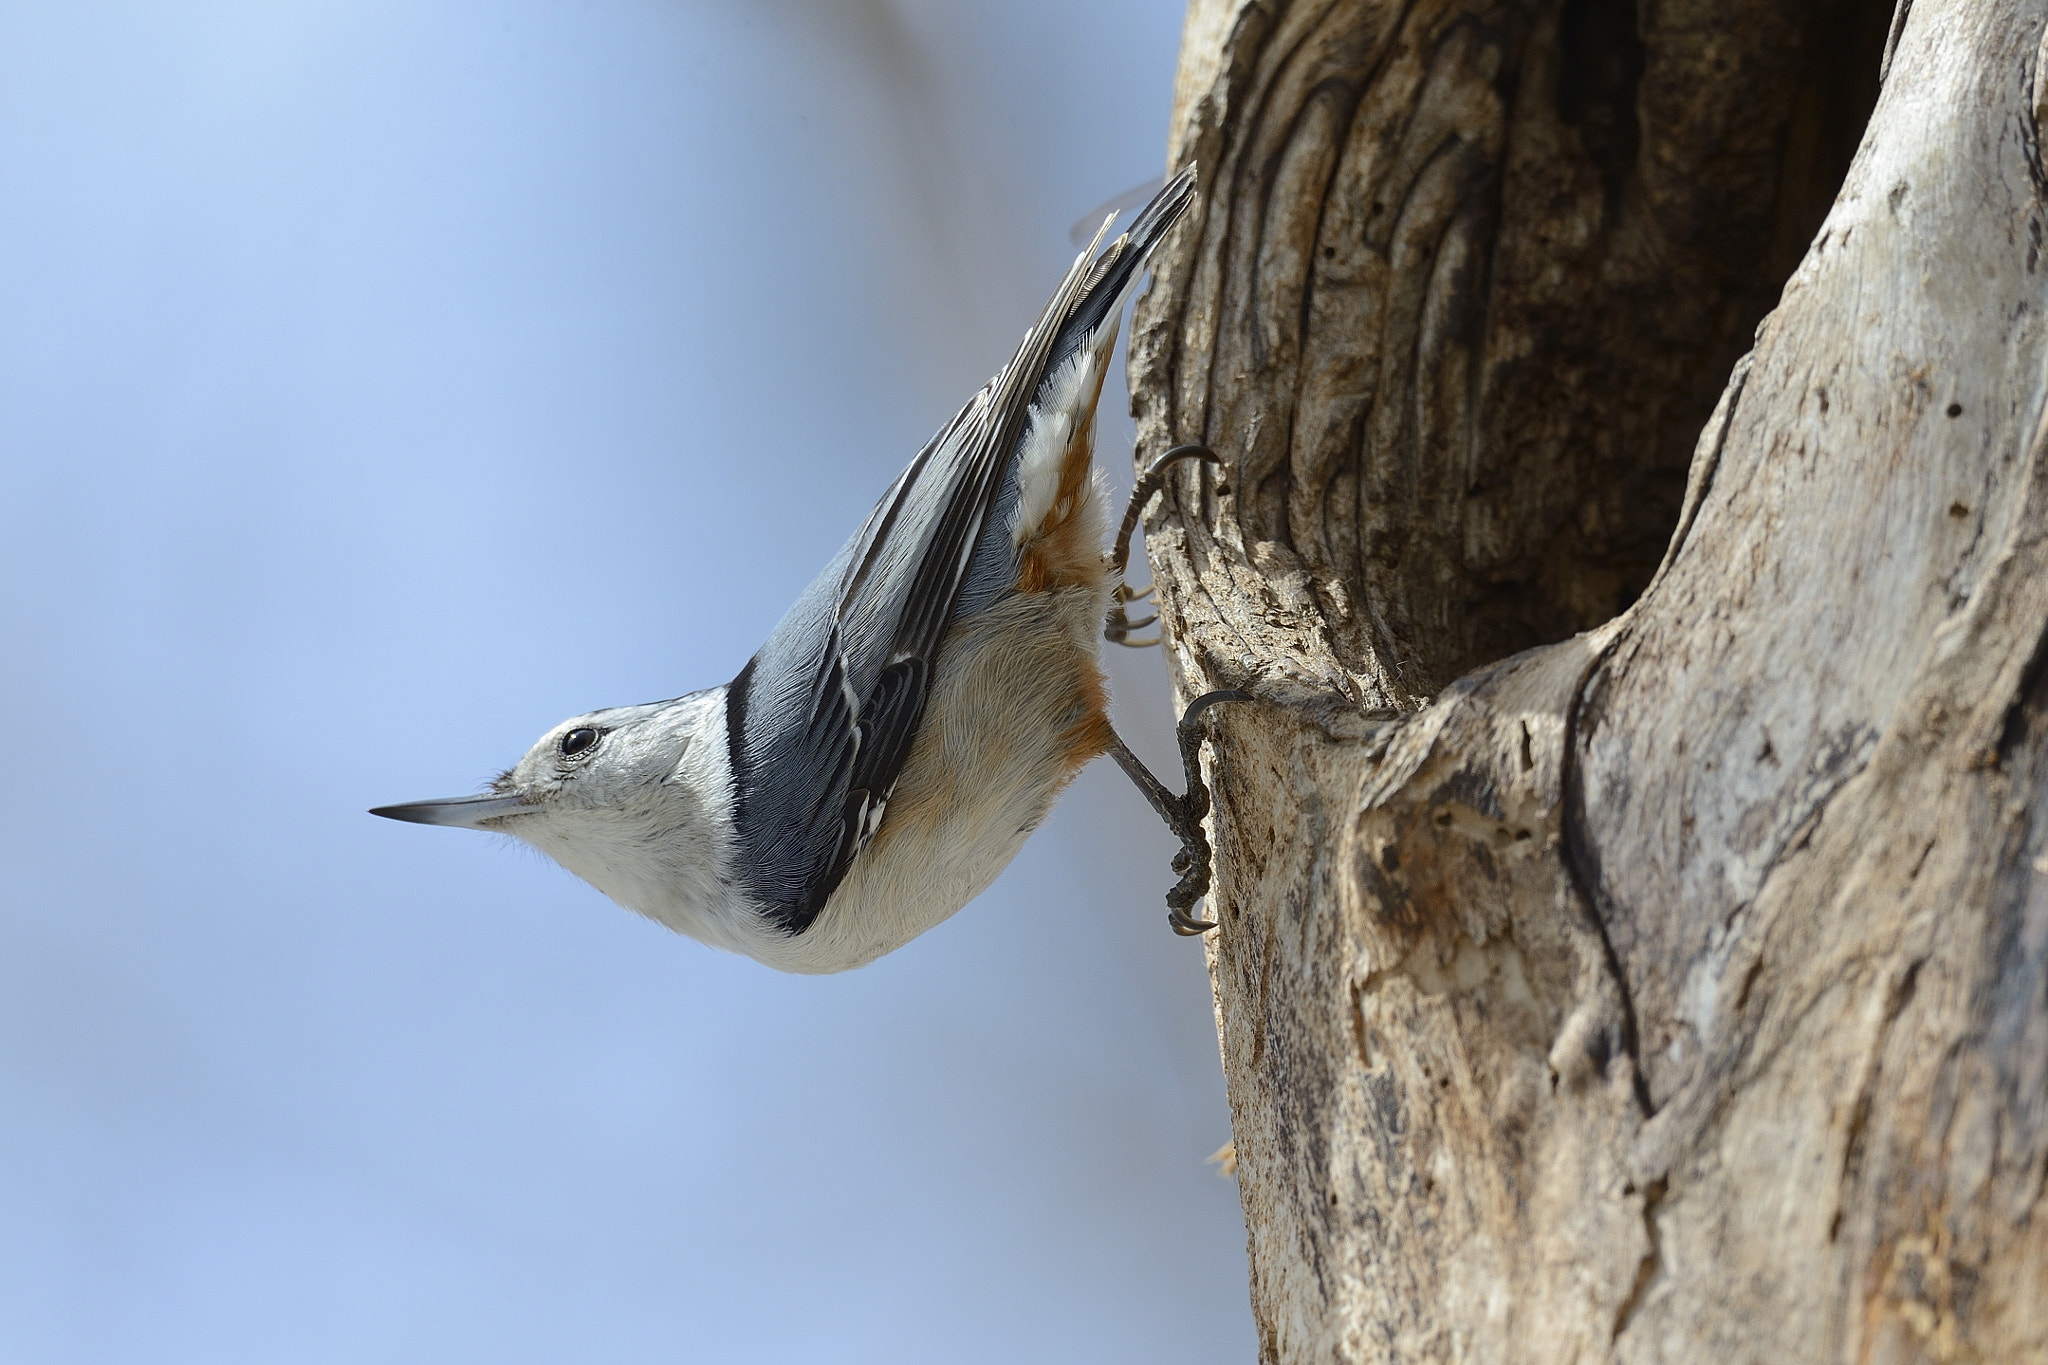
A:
[0,2,1258,1361]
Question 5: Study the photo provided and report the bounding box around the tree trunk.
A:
[1131,0,2048,1360]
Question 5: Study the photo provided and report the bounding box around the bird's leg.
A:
[1103,689,1251,934]
[1110,445,1222,581]
[1104,445,1222,648]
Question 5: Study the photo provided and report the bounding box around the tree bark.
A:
[1131,0,2048,1360]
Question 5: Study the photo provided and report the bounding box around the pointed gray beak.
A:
[369,793,536,829]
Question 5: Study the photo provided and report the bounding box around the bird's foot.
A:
[1104,445,1222,649]
[1105,688,1252,935]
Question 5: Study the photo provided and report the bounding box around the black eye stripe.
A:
[560,727,600,757]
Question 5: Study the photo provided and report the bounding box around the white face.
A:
[489,699,685,820]
[371,691,739,939]
[370,698,687,832]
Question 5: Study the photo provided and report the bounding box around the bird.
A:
[371,167,1243,974]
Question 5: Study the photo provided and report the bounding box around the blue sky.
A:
[0,2,1254,1361]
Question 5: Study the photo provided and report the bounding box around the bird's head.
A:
[371,690,734,928]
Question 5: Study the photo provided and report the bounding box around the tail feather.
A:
[1003,167,1198,560]
[1050,164,1197,368]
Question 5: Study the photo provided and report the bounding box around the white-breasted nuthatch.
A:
[372,167,1242,974]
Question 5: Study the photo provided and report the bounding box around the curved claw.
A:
[1111,443,1222,579]
[1104,445,1222,649]
[1104,604,1162,649]
[1105,611,1152,648]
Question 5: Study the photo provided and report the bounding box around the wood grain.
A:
[1131,0,2047,1359]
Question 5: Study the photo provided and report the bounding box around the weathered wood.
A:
[1132,0,2048,1359]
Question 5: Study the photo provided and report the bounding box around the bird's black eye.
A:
[560,727,600,758]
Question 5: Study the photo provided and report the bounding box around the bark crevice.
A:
[1557,622,1650,1117]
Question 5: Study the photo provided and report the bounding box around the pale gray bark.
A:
[1131,0,2048,1360]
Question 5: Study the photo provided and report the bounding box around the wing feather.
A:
[726,168,1198,932]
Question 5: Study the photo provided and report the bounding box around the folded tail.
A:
[1045,164,1197,375]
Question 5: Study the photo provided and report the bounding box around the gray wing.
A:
[725,168,1197,934]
